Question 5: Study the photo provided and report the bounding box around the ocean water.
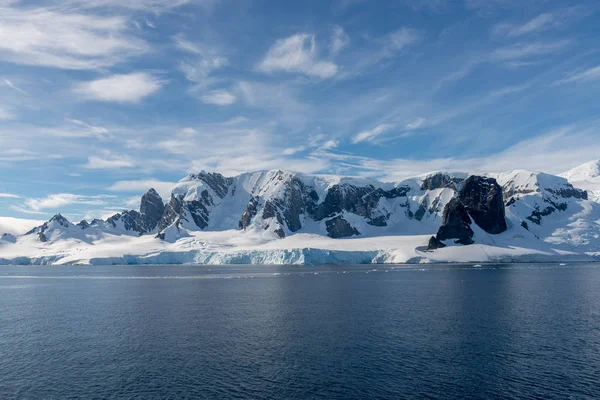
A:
[1,263,599,399]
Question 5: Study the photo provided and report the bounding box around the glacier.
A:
[2,160,600,265]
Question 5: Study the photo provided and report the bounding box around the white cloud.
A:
[0,6,148,70]
[83,155,135,169]
[109,179,176,200]
[491,40,570,61]
[556,66,600,85]
[385,28,420,53]
[320,140,339,150]
[352,123,395,143]
[73,73,163,103]
[0,193,19,198]
[489,82,532,97]
[62,0,196,10]
[173,34,205,55]
[405,118,426,130]
[0,217,44,235]
[64,118,111,139]
[3,78,28,95]
[330,26,350,56]
[494,13,555,37]
[258,33,338,79]
[24,193,114,212]
[201,89,236,105]
[346,124,600,181]
[174,35,228,89]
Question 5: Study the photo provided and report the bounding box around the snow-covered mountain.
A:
[1,166,599,265]
[560,159,600,203]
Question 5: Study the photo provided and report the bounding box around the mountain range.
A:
[2,160,600,265]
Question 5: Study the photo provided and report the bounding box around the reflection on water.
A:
[0,263,599,399]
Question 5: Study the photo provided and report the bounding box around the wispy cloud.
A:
[330,26,350,56]
[83,153,135,169]
[258,33,338,79]
[352,123,395,144]
[73,73,163,103]
[0,193,20,198]
[109,179,176,199]
[0,6,148,69]
[493,13,556,37]
[200,89,236,105]
[405,118,426,130]
[61,0,197,11]
[490,40,570,62]
[3,78,28,95]
[555,65,600,85]
[24,193,115,212]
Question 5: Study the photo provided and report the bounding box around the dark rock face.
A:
[258,176,313,234]
[77,220,90,229]
[427,235,446,250]
[308,184,410,227]
[458,176,507,234]
[239,196,259,230]
[107,210,143,233]
[428,176,506,249]
[325,216,360,238]
[1,233,17,243]
[187,172,233,198]
[139,189,165,232]
[420,173,464,191]
[158,195,183,232]
[436,198,474,245]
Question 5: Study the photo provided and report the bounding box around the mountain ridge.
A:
[1,163,599,265]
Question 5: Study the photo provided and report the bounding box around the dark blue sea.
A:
[1,263,599,399]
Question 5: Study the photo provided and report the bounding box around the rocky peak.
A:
[140,188,165,232]
[1,233,17,243]
[428,175,506,249]
[49,213,70,228]
[420,172,466,191]
[459,176,507,234]
[77,220,90,229]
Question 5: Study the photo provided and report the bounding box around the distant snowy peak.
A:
[490,170,586,200]
[560,160,600,182]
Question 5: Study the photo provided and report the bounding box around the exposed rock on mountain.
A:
[435,198,475,245]
[325,216,360,238]
[11,166,600,264]
[428,176,506,248]
[0,233,17,243]
[140,188,165,232]
[459,176,507,234]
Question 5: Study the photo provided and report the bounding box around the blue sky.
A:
[1,0,600,222]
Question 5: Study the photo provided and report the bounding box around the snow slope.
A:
[561,160,600,203]
[1,167,600,265]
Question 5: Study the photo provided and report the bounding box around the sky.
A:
[0,0,600,222]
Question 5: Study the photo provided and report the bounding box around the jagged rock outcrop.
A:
[139,188,165,232]
[458,176,507,234]
[427,235,446,250]
[420,172,465,191]
[428,176,506,248]
[77,220,90,229]
[0,233,17,243]
[436,198,475,245]
[325,216,360,238]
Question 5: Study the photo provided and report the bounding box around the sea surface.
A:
[1,263,599,399]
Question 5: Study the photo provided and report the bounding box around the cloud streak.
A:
[258,33,338,79]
